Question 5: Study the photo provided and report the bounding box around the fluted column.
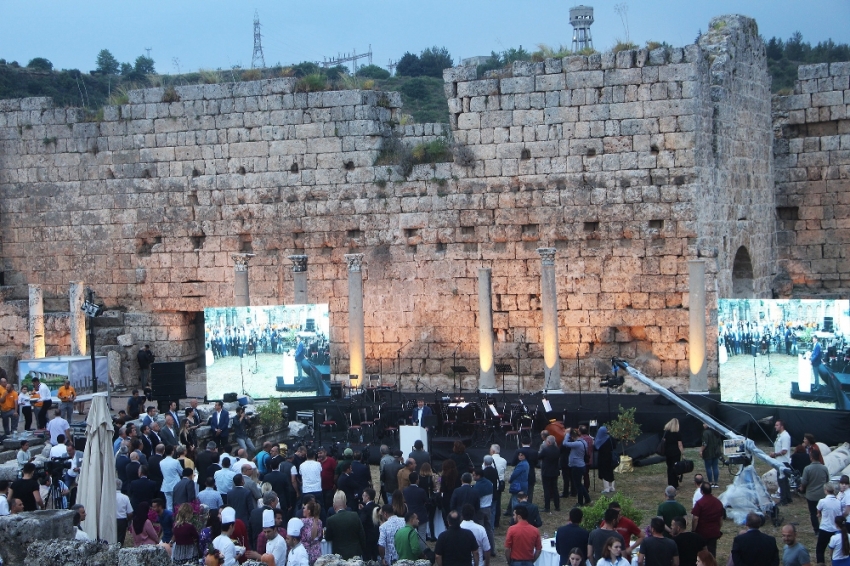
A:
[689,260,708,392]
[289,255,308,305]
[345,253,366,387]
[477,268,497,390]
[69,281,87,356]
[232,253,255,307]
[538,248,562,391]
[29,284,45,358]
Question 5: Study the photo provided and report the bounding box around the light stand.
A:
[495,364,513,404]
[515,338,522,395]
[600,359,625,422]
[82,290,104,395]
[576,350,583,409]
[751,349,766,404]
[451,342,464,395]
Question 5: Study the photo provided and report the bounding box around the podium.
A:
[400,425,428,453]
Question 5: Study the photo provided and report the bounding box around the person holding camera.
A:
[562,427,591,507]
[233,406,256,457]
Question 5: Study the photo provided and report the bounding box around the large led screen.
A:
[204,305,330,400]
[718,299,850,409]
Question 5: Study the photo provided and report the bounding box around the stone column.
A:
[345,254,366,387]
[689,260,708,392]
[29,284,45,359]
[289,255,308,304]
[477,268,497,391]
[69,281,87,356]
[231,253,255,307]
[538,248,562,391]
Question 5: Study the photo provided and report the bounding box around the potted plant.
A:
[605,405,642,472]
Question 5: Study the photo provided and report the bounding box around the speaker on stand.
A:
[151,362,187,408]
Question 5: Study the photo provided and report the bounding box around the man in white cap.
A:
[285,517,310,566]
[263,508,288,566]
[214,507,245,566]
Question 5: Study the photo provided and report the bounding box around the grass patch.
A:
[375,135,453,178]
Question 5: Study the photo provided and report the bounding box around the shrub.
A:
[241,69,262,81]
[612,40,639,54]
[162,86,180,103]
[580,493,644,532]
[606,405,642,454]
[27,57,53,71]
[296,73,327,92]
[356,64,390,80]
[257,397,284,432]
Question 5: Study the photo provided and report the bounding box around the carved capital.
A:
[344,253,365,272]
[288,254,308,273]
[231,253,256,272]
[536,247,556,266]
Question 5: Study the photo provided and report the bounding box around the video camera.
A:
[35,457,72,481]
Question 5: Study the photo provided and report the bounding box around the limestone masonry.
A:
[0,14,847,393]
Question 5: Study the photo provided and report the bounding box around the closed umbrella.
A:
[77,393,117,543]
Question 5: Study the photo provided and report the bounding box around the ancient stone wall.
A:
[0,15,775,391]
[773,61,850,296]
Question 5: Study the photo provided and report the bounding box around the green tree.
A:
[27,57,53,71]
[419,46,453,78]
[95,49,120,74]
[134,55,155,75]
[323,64,348,81]
[290,61,320,78]
[395,52,422,77]
[356,64,390,80]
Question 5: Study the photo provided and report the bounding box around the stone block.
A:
[27,539,120,566]
[799,63,829,80]
[500,76,535,94]
[616,50,636,69]
[535,74,565,91]
[831,62,850,77]
[566,71,604,89]
[0,510,75,565]
[457,79,499,97]
[117,546,172,566]
[443,66,478,83]
[512,61,543,77]
[0,462,18,481]
[288,421,309,438]
[544,57,563,74]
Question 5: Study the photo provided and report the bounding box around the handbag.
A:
[655,432,667,457]
[410,528,435,564]
[674,459,694,476]
[612,452,621,468]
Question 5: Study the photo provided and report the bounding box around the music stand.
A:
[495,364,513,402]
[450,366,468,396]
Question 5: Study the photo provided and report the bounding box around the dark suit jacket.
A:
[450,484,480,513]
[147,454,164,486]
[249,505,274,550]
[160,426,179,447]
[540,444,561,477]
[140,435,153,458]
[731,529,779,566]
[129,476,160,511]
[227,485,256,525]
[147,431,163,450]
[124,461,141,490]
[411,405,433,425]
[403,484,429,523]
[325,508,367,559]
[512,501,542,528]
[195,450,218,486]
[209,410,230,437]
[172,477,196,507]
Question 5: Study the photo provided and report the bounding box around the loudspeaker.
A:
[329,382,343,400]
[223,392,238,403]
[150,362,187,401]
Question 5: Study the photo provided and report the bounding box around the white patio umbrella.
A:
[76,393,117,543]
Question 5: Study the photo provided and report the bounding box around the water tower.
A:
[570,5,594,52]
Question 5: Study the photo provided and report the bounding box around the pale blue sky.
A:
[1,1,848,74]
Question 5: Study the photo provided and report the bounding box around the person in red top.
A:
[691,482,725,557]
[505,506,542,566]
[598,501,645,562]
[318,448,338,510]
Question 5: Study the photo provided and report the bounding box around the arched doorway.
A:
[732,246,754,298]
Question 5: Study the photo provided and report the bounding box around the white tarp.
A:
[77,393,117,543]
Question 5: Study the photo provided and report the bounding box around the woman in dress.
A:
[662,418,685,488]
[131,502,171,555]
[179,418,196,460]
[449,440,474,474]
[594,426,616,493]
[595,536,629,566]
[695,549,718,566]
[299,499,323,565]
[198,509,222,558]
[171,503,200,564]
[418,462,437,541]
[439,459,458,524]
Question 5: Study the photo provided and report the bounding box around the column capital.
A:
[288,254,308,273]
[231,253,256,272]
[344,253,365,272]
[536,247,557,266]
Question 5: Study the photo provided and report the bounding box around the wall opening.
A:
[732,246,755,298]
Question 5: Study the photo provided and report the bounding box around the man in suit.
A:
[403,472,429,540]
[141,406,157,429]
[195,442,219,487]
[513,436,539,503]
[124,452,142,493]
[209,401,230,448]
[510,491,542,528]
[250,491,278,550]
[129,465,160,512]
[811,335,823,389]
[227,473,257,525]
[166,401,181,427]
[411,399,433,428]
[360,488,380,561]
[148,422,163,449]
[147,444,165,488]
[139,425,153,458]
[161,415,179,447]
[408,440,431,471]
[731,512,779,566]
[450,473,481,514]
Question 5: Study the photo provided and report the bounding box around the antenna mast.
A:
[251,11,266,69]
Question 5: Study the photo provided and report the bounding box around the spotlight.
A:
[81,301,104,318]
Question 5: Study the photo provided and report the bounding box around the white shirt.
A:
[75,528,91,541]
[299,460,323,493]
[0,494,9,516]
[461,519,491,563]
[818,495,843,532]
[213,533,239,566]
[18,392,30,408]
[284,542,309,566]
[774,431,792,464]
[116,492,133,519]
[47,417,70,446]
[265,532,288,566]
[50,444,69,459]
[66,452,83,478]
[37,383,51,405]
[491,453,508,481]
[693,487,703,507]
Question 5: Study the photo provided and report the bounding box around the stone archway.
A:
[732,246,754,298]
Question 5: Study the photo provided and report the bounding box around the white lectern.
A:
[400,425,428,453]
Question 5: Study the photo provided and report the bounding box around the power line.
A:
[318,44,372,73]
[252,10,266,69]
